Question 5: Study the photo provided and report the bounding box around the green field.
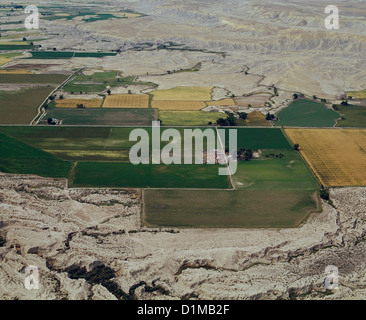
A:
[0,87,55,124]
[0,73,68,84]
[159,111,222,126]
[233,150,318,190]
[275,99,340,127]
[73,162,229,189]
[0,126,229,188]
[335,104,366,127]
[0,133,71,178]
[0,126,215,161]
[63,71,157,93]
[0,44,35,50]
[44,108,157,126]
[144,149,319,228]
[28,51,118,59]
[144,189,319,228]
[228,128,292,150]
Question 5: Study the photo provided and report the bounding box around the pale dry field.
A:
[151,100,206,111]
[102,94,149,108]
[0,69,34,74]
[285,129,366,187]
[205,98,236,106]
[234,93,272,107]
[56,99,103,108]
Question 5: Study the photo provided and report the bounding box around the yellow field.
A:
[56,99,103,108]
[245,111,270,126]
[285,129,366,187]
[102,94,149,108]
[205,98,236,106]
[0,69,34,74]
[151,86,212,101]
[152,100,207,111]
[0,53,21,67]
[0,41,31,45]
[348,90,366,99]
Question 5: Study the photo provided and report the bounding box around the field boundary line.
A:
[215,127,235,189]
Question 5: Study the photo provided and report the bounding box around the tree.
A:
[313,95,317,100]
[341,100,349,106]
[320,188,330,201]
[243,149,253,161]
[238,112,247,120]
[128,90,132,94]
[107,89,111,95]
[48,95,55,101]
[266,113,276,121]
[321,98,327,103]
[293,93,298,100]
[59,94,64,100]
[293,143,300,151]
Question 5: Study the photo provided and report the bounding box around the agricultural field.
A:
[0,32,40,40]
[151,86,213,101]
[234,93,272,107]
[0,52,21,67]
[40,10,142,22]
[55,98,103,108]
[233,150,318,191]
[234,111,270,126]
[0,73,69,84]
[0,126,229,188]
[232,128,292,150]
[103,94,149,108]
[144,189,319,228]
[44,108,156,126]
[152,100,207,111]
[0,133,71,178]
[335,104,366,127]
[275,99,340,127]
[63,71,157,93]
[347,90,366,99]
[285,128,366,187]
[28,51,118,59]
[158,111,222,126]
[0,44,35,50]
[206,98,236,106]
[72,163,229,189]
[0,87,55,124]
[144,129,318,228]
[0,69,34,74]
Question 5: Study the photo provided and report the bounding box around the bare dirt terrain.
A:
[1,172,366,300]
